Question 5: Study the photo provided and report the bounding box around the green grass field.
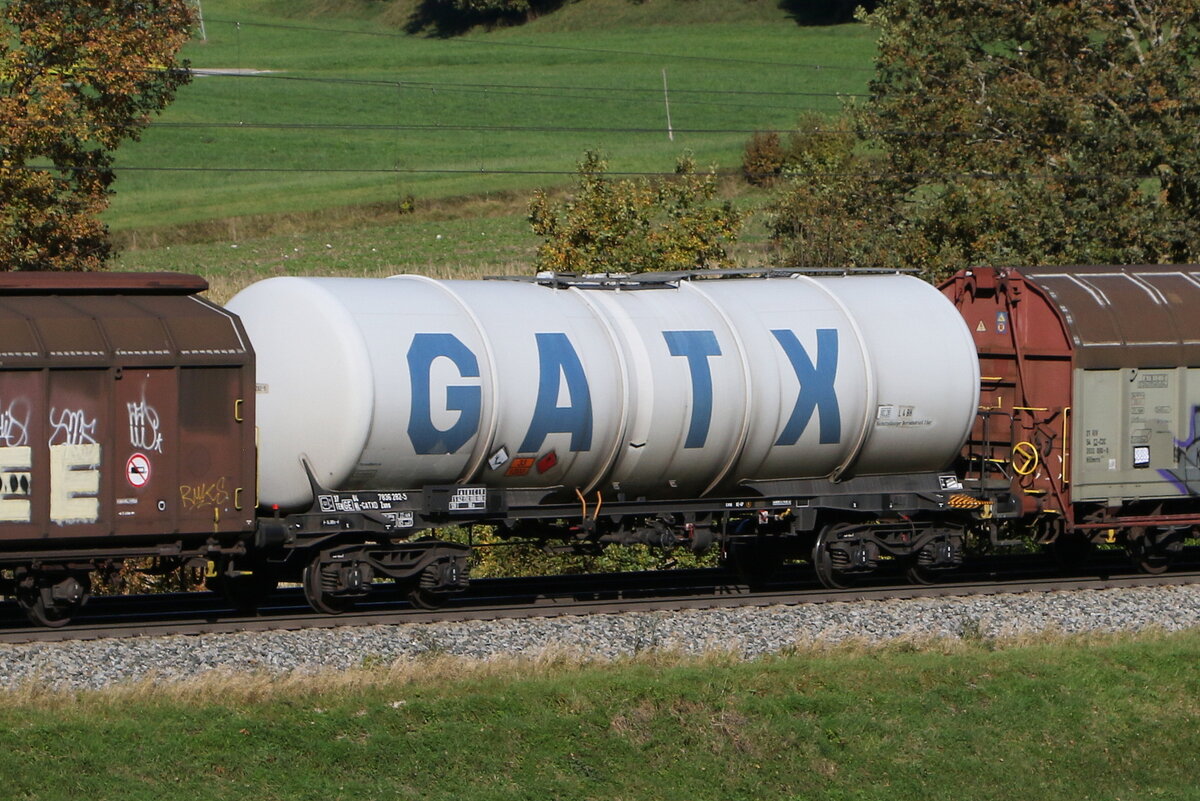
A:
[110,0,867,294]
[107,0,875,233]
[3,632,1199,800]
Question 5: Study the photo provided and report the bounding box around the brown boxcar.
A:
[941,265,1200,570]
[0,272,255,624]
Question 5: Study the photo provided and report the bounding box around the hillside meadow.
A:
[110,0,874,293]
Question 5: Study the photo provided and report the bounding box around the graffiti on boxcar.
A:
[49,443,100,524]
[0,443,100,525]
[179,477,229,511]
[0,445,31,523]
[127,398,164,453]
[1160,406,1200,496]
[49,407,97,446]
[43,408,102,524]
[0,407,106,525]
[0,399,30,447]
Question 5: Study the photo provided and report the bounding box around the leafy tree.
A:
[529,151,744,274]
[768,0,1200,280]
[745,112,855,186]
[742,130,786,186]
[405,0,566,36]
[765,157,899,271]
[779,0,880,25]
[0,0,194,271]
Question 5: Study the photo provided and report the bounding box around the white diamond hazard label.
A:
[126,453,151,488]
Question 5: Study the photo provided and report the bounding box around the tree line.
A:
[3,0,1199,276]
[759,0,1200,281]
[536,0,1200,282]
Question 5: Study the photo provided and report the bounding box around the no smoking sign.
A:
[126,453,151,488]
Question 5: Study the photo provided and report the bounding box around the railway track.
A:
[3,552,1199,644]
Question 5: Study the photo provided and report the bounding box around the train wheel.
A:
[1127,527,1181,575]
[302,557,353,615]
[1137,555,1171,575]
[16,573,90,628]
[905,535,962,585]
[812,524,856,590]
[405,584,447,610]
[904,562,935,586]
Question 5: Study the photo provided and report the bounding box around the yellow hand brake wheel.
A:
[1012,441,1039,476]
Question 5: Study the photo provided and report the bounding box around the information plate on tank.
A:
[385,511,415,529]
[448,487,488,512]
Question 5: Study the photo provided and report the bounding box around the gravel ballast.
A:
[2,584,1200,690]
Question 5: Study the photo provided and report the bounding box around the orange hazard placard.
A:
[506,457,535,477]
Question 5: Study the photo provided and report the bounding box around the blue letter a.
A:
[520,333,593,453]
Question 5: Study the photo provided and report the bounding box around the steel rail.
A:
[2,556,1198,644]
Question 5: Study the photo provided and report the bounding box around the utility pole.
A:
[662,68,674,142]
[193,0,207,41]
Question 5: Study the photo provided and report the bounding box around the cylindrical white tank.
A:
[227,274,980,508]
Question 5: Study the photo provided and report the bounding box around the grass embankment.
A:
[116,197,539,303]
[114,177,775,303]
[110,0,874,292]
[3,631,1199,800]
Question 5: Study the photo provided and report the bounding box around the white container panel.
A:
[691,278,870,484]
[356,276,492,490]
[229,273,980,508]
[225,278,376,508]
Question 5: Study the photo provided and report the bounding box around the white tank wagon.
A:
[227,272,980,510]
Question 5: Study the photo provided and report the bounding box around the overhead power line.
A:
[189,71,845,113]
[152,121,835,135]
[149,120,1127,140]
[192,70,869,100]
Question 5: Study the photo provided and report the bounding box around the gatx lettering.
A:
[403,328,842,456]
[518,332,592,454]
[406,333,482,455]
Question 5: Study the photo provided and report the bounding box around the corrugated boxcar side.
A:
[0,276,255,547]
[1025,267,1200,504]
